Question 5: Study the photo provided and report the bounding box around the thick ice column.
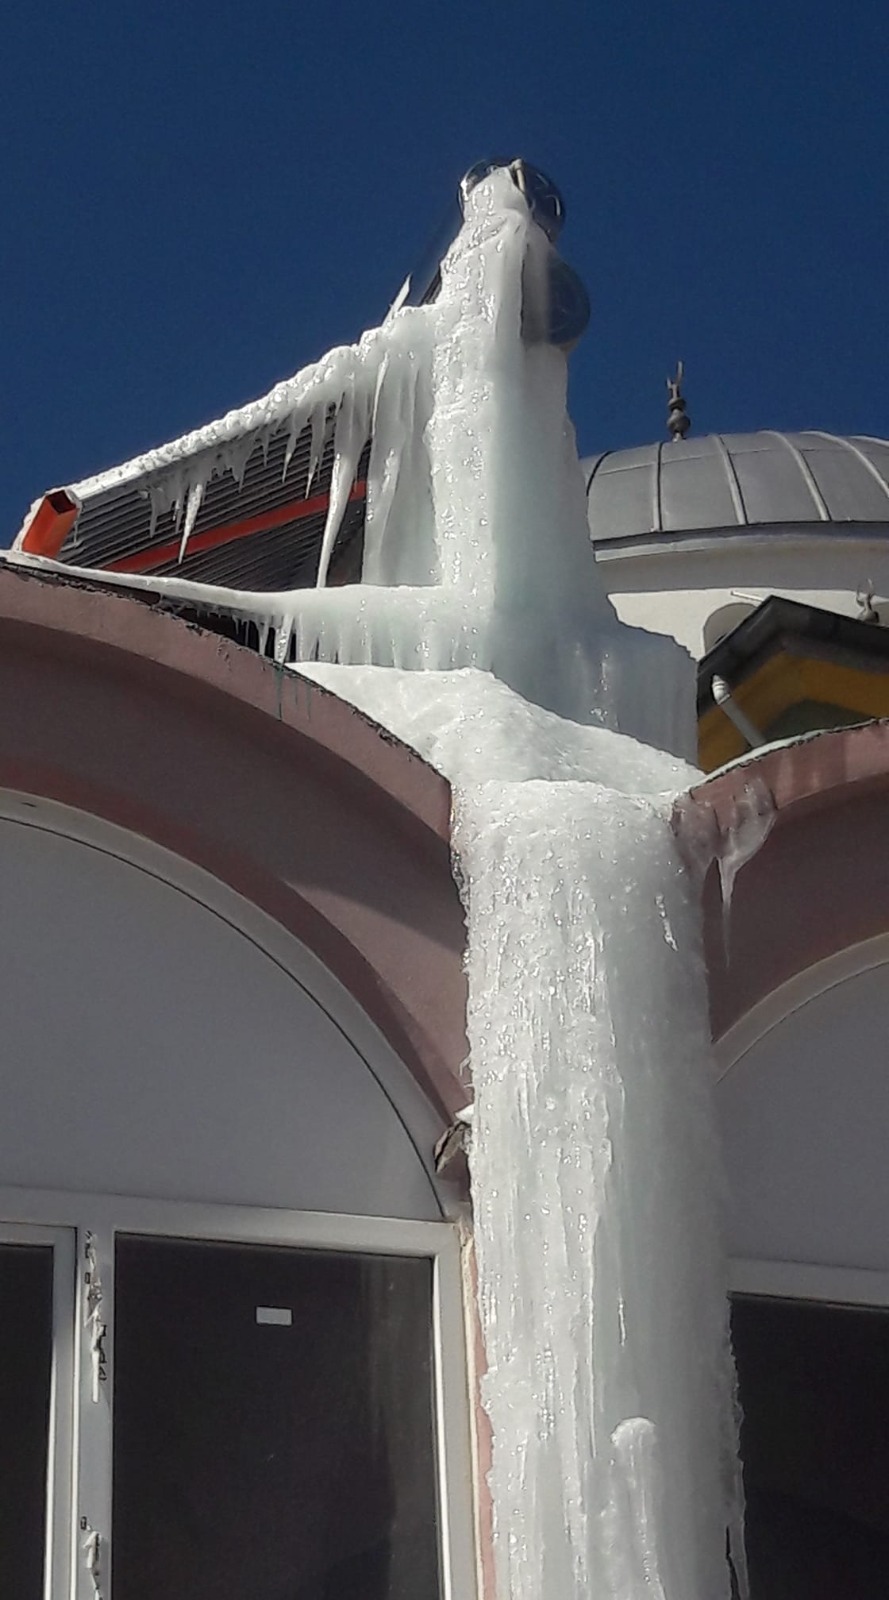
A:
[455,778,745,1600]
[427,178,613,677]
[425,171,697,758]
[299,661,746,1600]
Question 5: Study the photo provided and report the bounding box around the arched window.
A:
[717,942,889,1597]
[0,796,475,1600]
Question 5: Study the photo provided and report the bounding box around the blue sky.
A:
[3,1,887,539]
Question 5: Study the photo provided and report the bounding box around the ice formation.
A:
[298,169,744,1599]
[13,171,694,761]
[301,662,746,1600]
[14,166,748,1596]
[677,773,776,955]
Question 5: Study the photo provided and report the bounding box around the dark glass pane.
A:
[113,1235,441,1600]
[732,1295,889,1599]
[0,1242,54,1600]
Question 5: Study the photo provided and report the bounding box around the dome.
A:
[581,431,889,547]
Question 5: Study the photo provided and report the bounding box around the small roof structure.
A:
[698,595,889,768]
[582,431,889,547]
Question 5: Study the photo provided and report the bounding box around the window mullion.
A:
[0,1220,77,1600]
[45,1227,76,1600]
[73,1227,114,1600]
[432,1235,478,1600]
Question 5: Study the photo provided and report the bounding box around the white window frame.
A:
[713,932,889,1083]
[0,1220,76,1600]
[0,1186,477,1600]
[730,1255,889,1310]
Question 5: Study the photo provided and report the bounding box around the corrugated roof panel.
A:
[798,439,889,522]
[63,420,335,573]
[720,434,824,524]
[659,436,740,531]
[588,457,657,537]
[595,443,658,473]
[659,437,728,464]
[41,405,372,593]
[721,432,812,457]
[851,436,889,483]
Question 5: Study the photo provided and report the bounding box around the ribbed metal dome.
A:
[581,431,889,546]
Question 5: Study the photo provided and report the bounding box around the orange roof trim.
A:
[20,490,80,559]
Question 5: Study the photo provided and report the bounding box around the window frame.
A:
[730,1255,889,1309]
[0,1220,76,1600]
[0,1186,477,1600]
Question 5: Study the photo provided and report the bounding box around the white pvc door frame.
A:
[0,1188,477,1600]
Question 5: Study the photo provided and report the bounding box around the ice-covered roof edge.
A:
[73,326,406,502]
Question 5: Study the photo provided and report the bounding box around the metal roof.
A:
[19,409,370,591]
[582,431,889,547]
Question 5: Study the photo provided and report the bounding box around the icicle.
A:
[307,404,326,494]
[282,408,306,481]
[273,614,293,667]
[364,347,412,581]
[146,488,158,542]
[229,431,258,489]
[148,457,210,550]
[677,774,776,958]
[178,479,205,563]
[147,470,179,536]
[316,376,373,588]
[715,778,775,936]
[363,353,396,565]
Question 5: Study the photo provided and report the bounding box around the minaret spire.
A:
[666,361,691,442]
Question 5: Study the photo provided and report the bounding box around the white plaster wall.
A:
[0,800,444,1220]
[716,958,889,1271]
[598,536,889,658]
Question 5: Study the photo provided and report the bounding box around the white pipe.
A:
[711,675,765,749]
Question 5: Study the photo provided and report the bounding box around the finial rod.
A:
[666,361,691,442]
